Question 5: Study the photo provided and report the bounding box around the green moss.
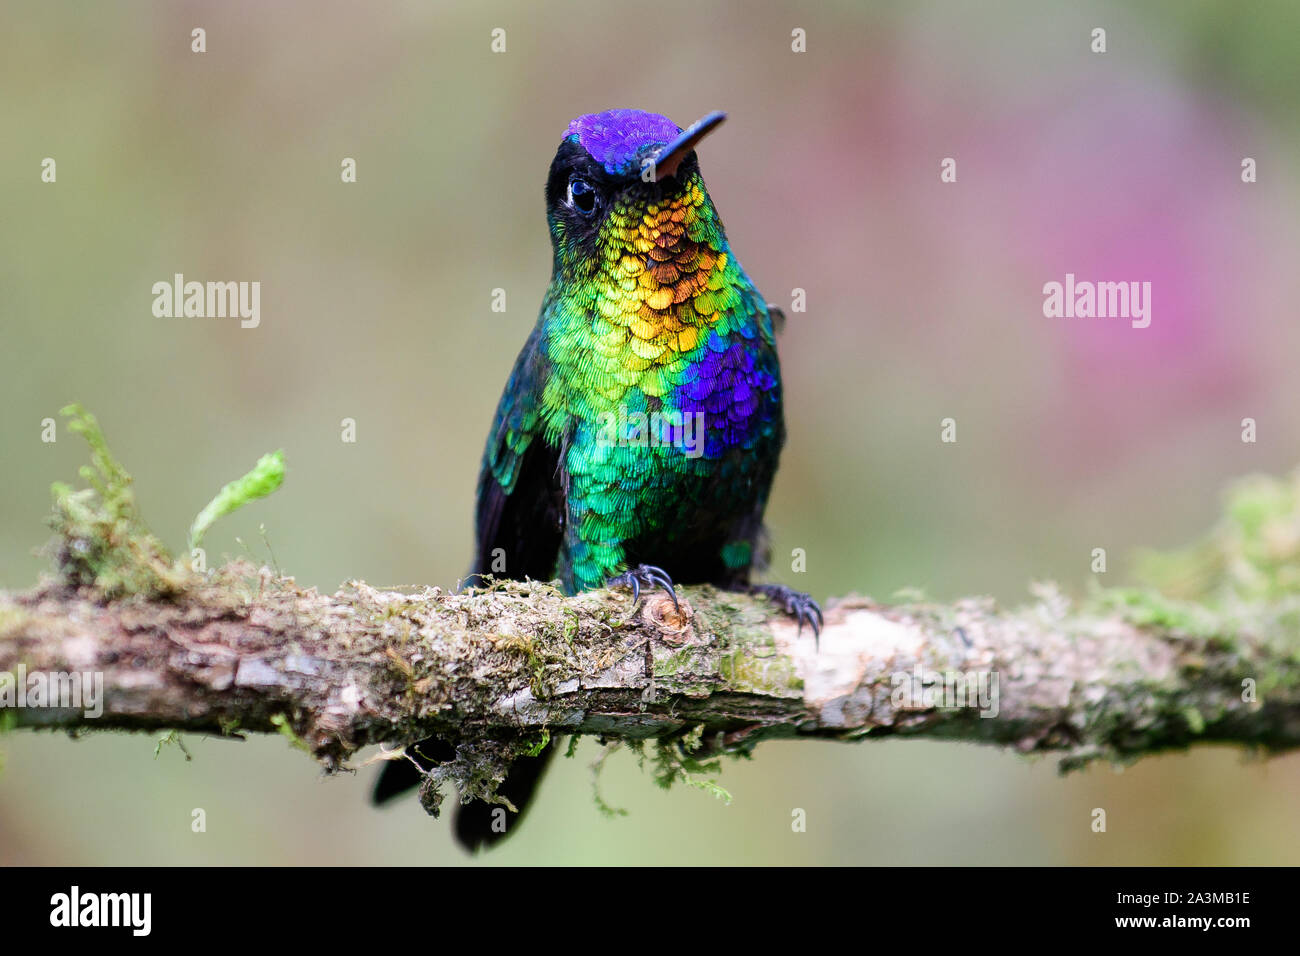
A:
[590,741,629,818]
[643,728,733,804]
[48,404,190,599]
[719,644,803,696]
[1136,469,1300,604]
[270,713,311,755]
[44,405,289,601]
[652,646,700,679]
[497,633,550,697]
[422,735,551,814]
[189,450,286,549]
[1099,587,1219,637]
[153,730,192,761]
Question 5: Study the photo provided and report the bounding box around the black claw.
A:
[750,584,823,648]
[607,564,680,613]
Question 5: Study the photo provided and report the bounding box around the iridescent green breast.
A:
[536,172,783,589]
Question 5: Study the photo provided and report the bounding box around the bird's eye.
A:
[568,177,598,215]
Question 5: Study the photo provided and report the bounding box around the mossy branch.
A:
[3,563,1300,792]
[4,408,1300,808]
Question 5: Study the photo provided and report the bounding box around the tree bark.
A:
[3,564,1298,806]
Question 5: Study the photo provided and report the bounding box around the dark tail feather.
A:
[371,736,453,805]
[372,756,424,806]
[454,742,555,852]
[371,737,556,853]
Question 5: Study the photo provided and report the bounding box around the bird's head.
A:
[544,109,728,276]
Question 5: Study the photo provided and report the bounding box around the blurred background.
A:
[3,0,1299,864]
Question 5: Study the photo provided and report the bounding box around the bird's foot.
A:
[749,584,823,646]
[607,564,681,613]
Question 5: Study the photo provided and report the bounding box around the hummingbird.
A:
[373,109,820,850]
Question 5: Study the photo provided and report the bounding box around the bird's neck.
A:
[549,186,753,359]
[540,192,770,438]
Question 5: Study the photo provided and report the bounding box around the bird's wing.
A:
[471,322,565,583]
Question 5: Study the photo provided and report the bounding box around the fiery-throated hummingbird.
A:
[373,109,820,850]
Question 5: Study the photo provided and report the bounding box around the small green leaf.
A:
[189,450,285,548]
[270,713,311,754]
[524,729,551,756]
